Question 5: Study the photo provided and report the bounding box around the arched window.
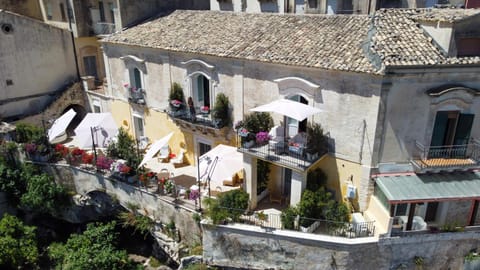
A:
[193,74,211,111]
[286,95,308,137]
[129,67,142,90]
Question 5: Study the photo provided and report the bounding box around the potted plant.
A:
[212,93,231,128]
[255,131,270,145]
[306,122,328,161]
[168,82,185,111]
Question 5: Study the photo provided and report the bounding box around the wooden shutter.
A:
[430,111,449,146]
[453,114,474,145]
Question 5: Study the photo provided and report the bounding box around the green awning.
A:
[375,172,480,203]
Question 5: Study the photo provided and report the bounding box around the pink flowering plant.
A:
[189,189,200,201]
[255,131,270,145]
[200,106,209,113]
[96,156,113,171]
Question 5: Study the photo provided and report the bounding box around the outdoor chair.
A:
[172,149,187,168]
[157,145,170,163]
[288,132,307,157]
[268,125,285,153]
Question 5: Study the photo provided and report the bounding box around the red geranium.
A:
[81,153,94,164]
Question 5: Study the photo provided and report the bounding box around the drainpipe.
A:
[66,0,81,80]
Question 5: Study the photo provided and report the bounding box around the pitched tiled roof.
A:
[370,9,480,69]
[103,10,377,73]
[411,7,480,23]
[103,9,480,74]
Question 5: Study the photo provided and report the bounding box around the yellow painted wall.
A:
[311,155,362,208]
[109,100,236,166]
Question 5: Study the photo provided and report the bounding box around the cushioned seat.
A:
[268,125,285,153]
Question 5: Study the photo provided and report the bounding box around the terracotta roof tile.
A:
[103,9,480,74]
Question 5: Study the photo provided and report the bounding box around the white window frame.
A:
[132,110,145,139]
[92,98,102,113]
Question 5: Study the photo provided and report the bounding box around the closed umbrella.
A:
[48,108,77,143]
[138,132,173,168]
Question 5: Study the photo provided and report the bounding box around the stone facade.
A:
[43,164,202,248]
[0,10,77,120]
[203,222,480,270]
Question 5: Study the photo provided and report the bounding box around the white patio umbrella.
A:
[138,132,173,168]
[250,99,323,121]
[72,113,119,148]
[48,108,77,143]
[199,144,243,187]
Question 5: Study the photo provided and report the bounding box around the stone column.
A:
[290,171,305,206]
[244,155,258,209]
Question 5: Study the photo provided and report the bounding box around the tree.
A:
[106,128,140,172]
[20,173,69,214]
[48,221,140,270]
[0,214,38,268]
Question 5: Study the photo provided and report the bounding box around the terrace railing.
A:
[413,140,480,171]
[215,207,375,239]
[236,132,326,172]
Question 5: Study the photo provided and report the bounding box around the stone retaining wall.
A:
[43,164,202,248]
[202,222,480,270]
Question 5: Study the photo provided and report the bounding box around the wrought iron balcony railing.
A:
[236,132,326,172]
[93,22,116,36]
[128,88,146,105]
[167,106,224,130]
[412,140,480,171]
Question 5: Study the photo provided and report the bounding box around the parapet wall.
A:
[202,222,480,270]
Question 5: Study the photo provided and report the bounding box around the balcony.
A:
[167,107,227,138]
[93,22,115,36]
[128,88,146,105]
[411,140,480,172]
[236,132,326,172]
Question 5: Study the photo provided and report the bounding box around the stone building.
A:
[100,8,480,236]
[0,9,77,120]
[210,0,480,14]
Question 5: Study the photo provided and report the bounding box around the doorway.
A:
[83,56,98,79]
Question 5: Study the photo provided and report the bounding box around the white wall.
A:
[0,10,77,119]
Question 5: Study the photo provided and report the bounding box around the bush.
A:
[15,122,45,143]
[212,93,231,128]
[204,189,249,224]
[306,168,327,192]
[243,112,273,134]
[118,211,154,239]
[48,221,140,270]
[257,160,269,195]
[281,206,298,230]
[106,128,140,172]
[169,82,185,104]
[306,122,329,155]
[0,214,38,268]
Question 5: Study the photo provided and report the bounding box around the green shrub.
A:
[212,93,231,128]
[169,82,185,103]
[118,211,154,238]
[106,128,140,172]
[281,206,298,230]
[243,112,273,134]
[306,122,329,155]
[15,122,45,143]
[306,168,327,192]
[257,160,270,195]
[204,190,249,224]
[0,214,38,268]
